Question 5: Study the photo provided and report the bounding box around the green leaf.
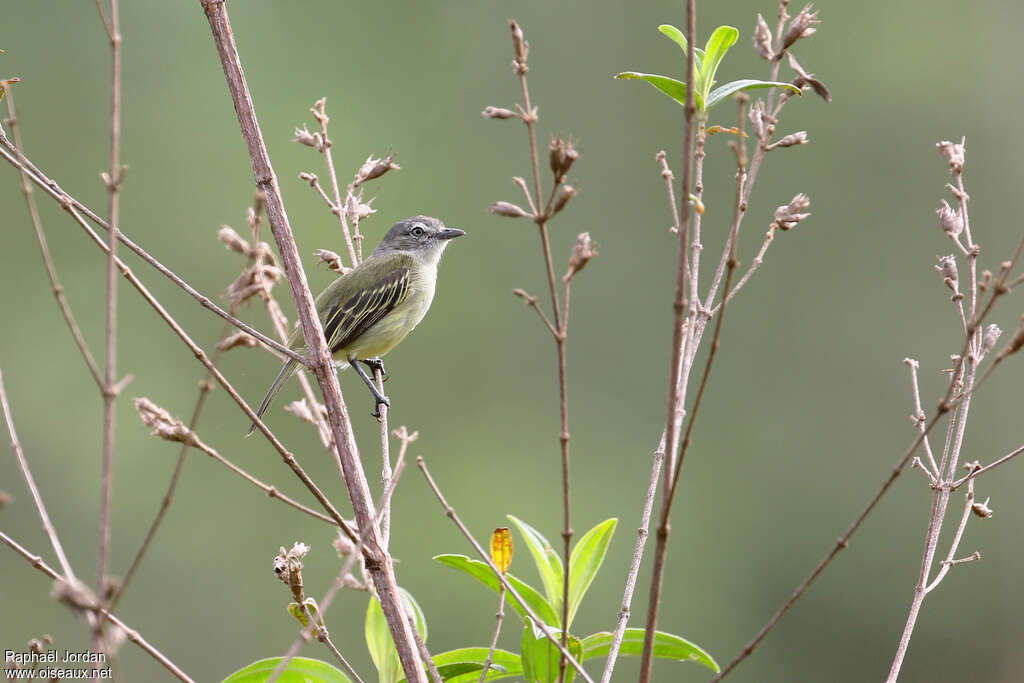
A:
[521,627,583,683]
[614,72,704,110]
[507,515,564,618]
[366,589,426,683]
[658,25,703,72]
[566,518,617,628]
[704,79,802,109]
[221,657,352,683]
[411,648,522,683]
[579,628,719,672]
[434,554,561,627]
[699,26,739,97]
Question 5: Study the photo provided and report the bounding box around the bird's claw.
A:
[372,394,391,420]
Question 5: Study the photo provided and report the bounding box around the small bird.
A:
[247,215,464,435]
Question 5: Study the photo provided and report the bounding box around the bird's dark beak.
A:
[439,227,466,240]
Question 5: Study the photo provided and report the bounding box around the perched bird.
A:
[248,215,464,435]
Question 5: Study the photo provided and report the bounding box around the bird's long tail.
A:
[246,358,298,436]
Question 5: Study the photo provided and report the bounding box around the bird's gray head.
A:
[370,215,465,264]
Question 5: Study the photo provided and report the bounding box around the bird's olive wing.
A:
[322,266,411,355]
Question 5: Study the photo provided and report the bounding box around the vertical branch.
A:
[375,366,393,549]
[199,3,424,680]
[97,0,123,615]
[637,0,697,678]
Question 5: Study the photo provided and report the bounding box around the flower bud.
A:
[292,125,320,149]
[218,226,250,254]
[564,232,597,282]
[482,106,517,119]
[935,254,958,289]
[982,324,1002,355]
[354,153,400,187]
[768,131,809,149]
[491,201,532,218]
[754,14,773,59]
[552,184,578,215]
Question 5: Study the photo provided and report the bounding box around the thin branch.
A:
[0,370,78,581]
[0,134,306,365]
[599,438,665,683]
[376,365,392,550]
[417,457,595,683]
[200,3,424,679]
[953,443,1024,487]
[638,1,697,674]
[97,0,124,607]
[925,476,977,593]
[479,587,507,683]
[905,358,940,477]
[310,98,360,265]
[0,530,195,683]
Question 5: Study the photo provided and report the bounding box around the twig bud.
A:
[781,4,819,52]
[772,193,811,230]
[937,139,966,172]
[216,331,259,351]
[491,200,532,218]
[218,226,250,254]
[754,14,773,59]
[292,125,321,149]
[552,185,578,216]
[982,324,1002,355]
[314,248,349,274]
[482,106,518,119]
[936,199,963,239]
[767,131,809,149]
[510,20,529,71]
[564,232,597,282]
[134,398,199,447]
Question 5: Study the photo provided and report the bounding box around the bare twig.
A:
[0,530,195,682]
[638,1,697,677]
[479,586,507,683]
[200,3,424,678]
[97,0,124,611]
[0,134,305,365]
[1,370,78,581]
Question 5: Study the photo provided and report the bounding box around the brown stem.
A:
[638,1,697,679]
[0,530,195,682]
[200,3,424,679]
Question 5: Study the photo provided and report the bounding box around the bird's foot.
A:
[361,358,388,383]
[372,393,391,420]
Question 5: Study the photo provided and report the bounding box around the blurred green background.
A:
[3,1,1024,681]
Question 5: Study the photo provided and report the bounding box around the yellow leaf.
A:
[490,527,513,574]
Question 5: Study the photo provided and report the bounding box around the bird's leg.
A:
[360,357,388,383]
[349,356,391,418]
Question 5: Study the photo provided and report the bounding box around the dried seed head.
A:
[935,254,958,289]
[552,184,578,216]
[564,232,597,282]
[314,248,348,274]
[333,534,357,558]
[490,200,532,218]
[273,542,310,600]
[292,125,320,149]
[285,398,322,425]
[787,53,832,102]
[782,4,819,52]
[354,153,400,187]
[769,131,809,149]
[216,331,259,351]
[344,190,377,223]
[982,324,1002,354]
[754,13,774,59]
[482,105,517,119]
[937,139,965,172]
[218,226,250,254]
[549,137,566,177]
[936,199,963,239]
[772,193,811,230]
[134,398,199,447]
[971,497,993,519]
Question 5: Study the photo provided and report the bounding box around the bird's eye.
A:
[411,225,425,237]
